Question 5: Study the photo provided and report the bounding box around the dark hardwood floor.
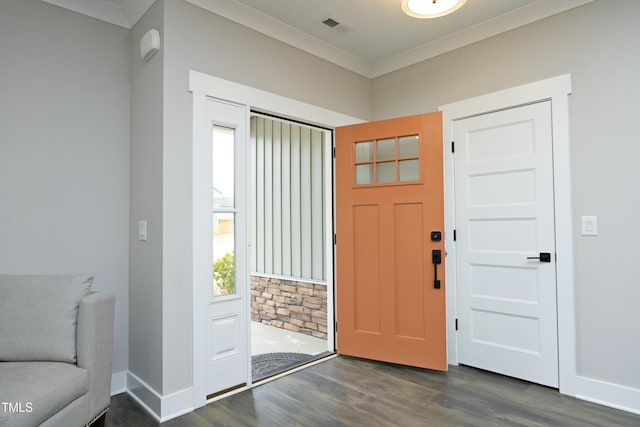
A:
[107,356,640,426]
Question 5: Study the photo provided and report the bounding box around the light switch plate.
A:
[138,220,148,241]
[581,215,598,236]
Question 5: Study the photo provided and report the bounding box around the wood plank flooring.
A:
[107,356,640,426]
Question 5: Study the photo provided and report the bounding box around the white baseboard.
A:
[575,375,640,415]
[159,387,194,422]
[125,371,194,422]
[126,371,162,420]
[110,371,127,395]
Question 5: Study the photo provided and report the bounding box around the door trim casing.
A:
[189,70,365,411]
[439,74,576,396]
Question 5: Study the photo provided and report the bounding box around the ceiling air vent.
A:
[322,17,340,28]
[321,17,351,34]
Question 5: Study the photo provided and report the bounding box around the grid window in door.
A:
[354,135,420,185]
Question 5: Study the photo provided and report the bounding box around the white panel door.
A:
[454,101,558,387]
[205,99,248,397]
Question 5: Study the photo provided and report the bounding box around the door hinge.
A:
[333,147,336,158]
[453,229,457,241]
[333,234,337,245]
[455,318,458,331]
[451,141,455,153]
[335,322,338,333]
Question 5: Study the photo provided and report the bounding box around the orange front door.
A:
[335,112,446,370]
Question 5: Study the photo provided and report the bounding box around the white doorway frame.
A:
[439,74,577,396]
[189,70,365,410]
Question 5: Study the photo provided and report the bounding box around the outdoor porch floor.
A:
[251,321,329,356]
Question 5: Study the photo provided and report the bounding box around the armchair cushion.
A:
[0,362,89,427]
[0,274,93,363]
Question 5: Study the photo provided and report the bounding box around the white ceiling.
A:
[233,0,542,64]
[42,0,593,78]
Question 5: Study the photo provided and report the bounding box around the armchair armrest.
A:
[76,292,115,421]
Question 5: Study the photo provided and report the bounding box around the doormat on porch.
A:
[252,352,316,380]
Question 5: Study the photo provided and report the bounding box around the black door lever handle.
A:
[527,252,551,262]
[432,250,442,289]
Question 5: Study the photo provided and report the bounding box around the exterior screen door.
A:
[335,112,446,370]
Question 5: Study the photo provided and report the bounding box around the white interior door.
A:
[454,101,559,387]
[205,98,249,397]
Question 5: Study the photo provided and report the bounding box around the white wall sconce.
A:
[140,28,160,61]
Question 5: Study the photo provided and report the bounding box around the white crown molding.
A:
[185,0,374,77]
[41,0,155,29]
[373,0,595,77]
[186,0,594,79]
[42,0,594,75]
[121,0,157,28]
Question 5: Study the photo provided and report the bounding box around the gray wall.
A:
[372,0,640,389]
[0,0,130,376]
[129,0,165,393]
[158,0,372,393]
[4,0,634,405]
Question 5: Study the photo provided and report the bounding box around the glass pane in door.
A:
[212,125,237,298]
[355,164,374,184]
[213,214,235,297]
[212,126,235,209]
[376,138,396,160]
[398,135,419,158]
[377,161,396,183]
[355,141,374,162]
[399,159,419,181]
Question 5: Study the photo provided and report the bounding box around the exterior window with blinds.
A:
[250,115,326,283]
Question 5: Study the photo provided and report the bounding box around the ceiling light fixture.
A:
[401,0,467,19]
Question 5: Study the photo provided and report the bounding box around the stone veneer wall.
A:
[250,275,328,340]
